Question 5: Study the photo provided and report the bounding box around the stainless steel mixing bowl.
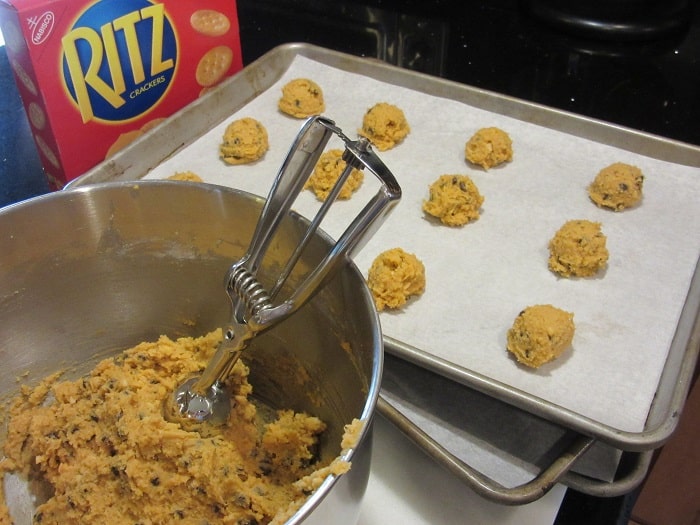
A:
[0,181,382,525]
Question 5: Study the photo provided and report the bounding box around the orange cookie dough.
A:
[588,162,644,211]
[367,248,425,311]
[220,117,269,165]
[465,127,513,170]
[358,102,410,151]
[305,149,364,201]
[548,219,609,278]
[167,171,204,182]
[278,78,325,118]
[507,304,575,368]
[422,174,484,226]
[0,330,350,524]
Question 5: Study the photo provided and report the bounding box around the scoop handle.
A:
[237,116,336,279]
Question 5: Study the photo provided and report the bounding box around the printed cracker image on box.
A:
[0,0,242,189]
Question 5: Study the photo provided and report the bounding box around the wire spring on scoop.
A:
[229,265,272,319]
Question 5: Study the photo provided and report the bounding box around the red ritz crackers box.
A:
[0,0,242,189]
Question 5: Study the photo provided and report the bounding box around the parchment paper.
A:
[145,55,700,434]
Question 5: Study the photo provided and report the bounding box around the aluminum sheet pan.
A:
[379,353,653,500]
[71,43,700,452]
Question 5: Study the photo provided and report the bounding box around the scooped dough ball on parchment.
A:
[367,248,425,311]
[465,127,513,170]
[548,219,609,278]
[305,149,364,201]
[507,304,575,368]
[588,162,644,211]
[167,171,203,182]
[358,102,410,151]
[278,78,326,118]
[422,174,484,226]
[220,117,269,165]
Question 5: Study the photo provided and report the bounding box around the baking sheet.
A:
[381,353,623,485]
[137,54,700,435]
[358,415,567,524]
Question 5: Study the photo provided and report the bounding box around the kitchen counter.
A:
[1,0,699,522]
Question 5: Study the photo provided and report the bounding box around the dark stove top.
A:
[237,0,700,146]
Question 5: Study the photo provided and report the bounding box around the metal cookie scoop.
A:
[165,115,401,425]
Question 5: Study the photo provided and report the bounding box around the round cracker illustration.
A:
[28,102,46,130]
[196,46,233,87]
[190,9,231,37]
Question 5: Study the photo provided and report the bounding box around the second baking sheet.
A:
[143,54,700,435]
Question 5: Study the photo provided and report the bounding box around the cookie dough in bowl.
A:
[0,330,353,524]
[0,181,382,525]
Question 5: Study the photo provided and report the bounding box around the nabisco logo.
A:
[28,12,55,45]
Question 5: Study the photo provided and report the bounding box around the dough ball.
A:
[367,248,425,311]
[305,149,364,201]
[507,304,575,368]
[588,162,644,211]
[278,78,325,118]
[167,171,203,182]
[422,174,484,226]
[465,127,513,170]
[358,102,410,151]
[548,219,609,277]
[220,117,269,165]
